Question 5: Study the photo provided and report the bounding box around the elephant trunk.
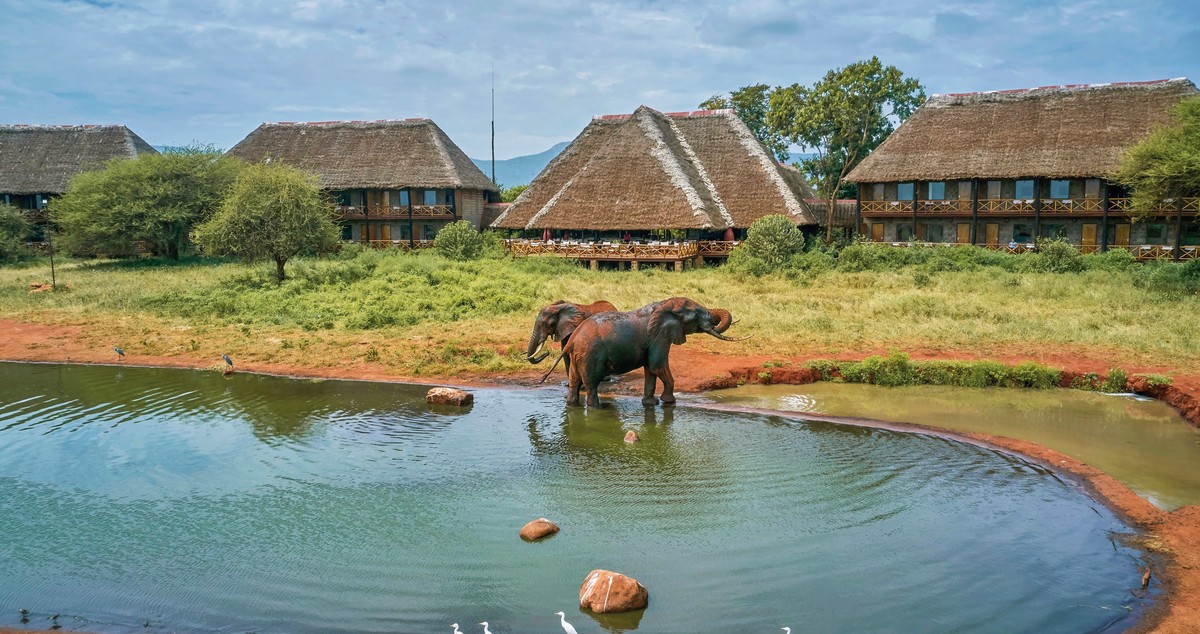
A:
[526,328,551,364]
[711,308,733,333]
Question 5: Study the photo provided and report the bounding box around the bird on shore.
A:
[479,622,492,634]
[451,623,462,634]
[555,611,578,634]
[19,608,28,624]
[221,353,233,368]
[782,628,791,634]
[113,346,125,361]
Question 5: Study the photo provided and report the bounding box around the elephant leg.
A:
[642,369,659,407]
[658,362,677,405]
[586,375,602,408]
[566,358,582,407]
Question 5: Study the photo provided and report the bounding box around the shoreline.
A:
[2,329,1198,632]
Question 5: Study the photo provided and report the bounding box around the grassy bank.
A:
[1,245,1199,378]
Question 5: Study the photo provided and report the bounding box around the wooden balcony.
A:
[860,200,910,214]
[1039,198,1103,213]
[697,241,740,257]
[338,205,455,220]
[354,239,436,251]
[508,239,700,263]
[862,197,1199,216]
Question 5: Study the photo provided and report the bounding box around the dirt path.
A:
[1,319,1197,633]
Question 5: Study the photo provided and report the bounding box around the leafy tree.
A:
[501,184,529,202]
[434,219,485,261]
[1116,96,1200,216]
[767,57,925,241]
[0,204,33,263]
[194,162,340,281]
[701,84,790,162]
[726,214,804,275]
[51,148,243,259]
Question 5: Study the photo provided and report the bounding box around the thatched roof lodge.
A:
[846,78,1200,258]
[0,124,157,211]
[227,119,498,243]
[491,106,817,236]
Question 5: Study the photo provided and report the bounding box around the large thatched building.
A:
[847,78,1199,256]
[227,119,498,243]
[0,124,157,220]
[491,106,817,238]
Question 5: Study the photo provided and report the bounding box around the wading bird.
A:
[451,623,462,634]
[782,628,791,633]
[113,346,125,361]
[555,611,578,634]
[221,354,233,368]
[479,622,492,634]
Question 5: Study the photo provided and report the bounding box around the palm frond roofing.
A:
[491,106,817,230]
[0,125,157,195]
[846,78,1199,183]
[226,119,496,192]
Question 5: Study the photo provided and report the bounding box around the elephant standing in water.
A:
[549,297,747,408]
[525,300,618,380]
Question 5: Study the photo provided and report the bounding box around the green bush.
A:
[1024,239,1084,273]
[1135,259,1200,297]
[726,215,804,275]
[0,205,33,263]
[807,353,1062,390]
[1083,248,1138,272]
[434,220,485,261]
[1101,368,1128,393]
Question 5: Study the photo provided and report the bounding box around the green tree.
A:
[0,204,33,263]
[726,214,805,275]
[434,219,485,261]
[701,84,790,162]
[501,184,529,202]
[767,57,925,241]
[1116,96,1200,216]
[51,148,243,259]
[194,162,340,281]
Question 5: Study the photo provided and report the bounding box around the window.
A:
[1040,224,1066,239]
[1085,179,1101,199]
[423,224,438,240]
[423,190,437,206]
[925,224,945,242]
[987,180,1001,199]
[927,182,945,200]
[1015,180,1035,199]
[872,183,884,200]
[897,224,914,242]
[333,191,352,206]
[445,189,455,206]
[897,182,914,201]
[1050,180,1070,199]
[1183,226,1200,247]
[340,224,352,241]
[400,224,411,240]
[958,181,972,201]
[393,190,409,207]
[1013,224,1033,243]
[1146,223,1169,244]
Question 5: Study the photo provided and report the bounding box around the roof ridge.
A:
[592,107,734,121]
[424,121,459,185]
[264,118,432,126]
[633,107,721,228]
[933,77,1192,99]
[661,114,734,227]
[0,124,127,130]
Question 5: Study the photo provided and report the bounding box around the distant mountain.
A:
[472,141,569,188]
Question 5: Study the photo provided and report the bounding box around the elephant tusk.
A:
[528,351,551,364]
[706,329,751,342]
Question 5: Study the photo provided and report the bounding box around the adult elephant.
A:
[525,300,618,381]
[551,297,746,408]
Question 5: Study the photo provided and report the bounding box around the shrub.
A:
[434,220,485,261]
[1024,239,1084,273]
[1083,248,1137,272]
[1101,368,1128,393]
[1135,260,1200,297]
[726,215,804,274]
[0,204,33,263]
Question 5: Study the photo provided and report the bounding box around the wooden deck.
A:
[505,240,741,270]
[873,241,1198,261]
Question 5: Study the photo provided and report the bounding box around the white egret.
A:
[451,623,462,634]
[479,621,492,634]
[782,628,791,633]
[555,611,578,634]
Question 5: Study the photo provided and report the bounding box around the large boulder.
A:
[579,569,648,613]
[519,518,560,541]
[426,387,473,407]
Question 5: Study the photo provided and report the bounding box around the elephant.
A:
[525,300,618,380]
[547,297,747,408]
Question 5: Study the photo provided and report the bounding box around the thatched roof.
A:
[491,106,816,230]
[0,125,157,195]
[847,78,1199,183]
[227,119,496,191]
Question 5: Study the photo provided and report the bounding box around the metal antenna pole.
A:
[47,227,57,290]
[491,62,496,187]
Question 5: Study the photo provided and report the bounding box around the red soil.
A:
[0,319,1197,633]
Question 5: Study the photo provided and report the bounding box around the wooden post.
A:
[631,260,639,271]
[911,182,919,241]
[1174,197,1185,261]
[674,260,684,272]
[970,179,979,245]
[1033,178,1042,244]
[590,260,599,270]
[1101,181,1110,253]
[407,187,415,248]
[855,186,862,238]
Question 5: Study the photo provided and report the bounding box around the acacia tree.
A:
[194,162,340,281]
[767,57,925,241]
[1116,96,1200,216]
[51,148,243,259]
[0,204,33,263]
[700,84,790,162]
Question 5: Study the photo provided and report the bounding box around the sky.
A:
[2,0,1198,159]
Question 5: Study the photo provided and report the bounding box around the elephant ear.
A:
[554,303,585,340]
[648,301,687,345]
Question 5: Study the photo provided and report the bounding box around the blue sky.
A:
[2,0,1197,158]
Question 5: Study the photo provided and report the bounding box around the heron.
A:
[555,611,578,634]
[113,346,125,361]
[479,621,492,634]
[221,354,233,368]
[451,623,462,634]
[782,628,791,634]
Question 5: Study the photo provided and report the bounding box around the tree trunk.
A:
[167,241,179,261]
[275,255,287,281]
[825,194,835,243]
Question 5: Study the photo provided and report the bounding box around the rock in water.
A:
[623,430,639,443]
[579,569,648,613]
[426,387,474,407]
[519,518,560,541]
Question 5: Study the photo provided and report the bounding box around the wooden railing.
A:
[509,240,700,260]
[356,239,435,250]
[979,199,1036,213]
[338,205,455,220]
[1040,198,1103,213]
[697,241,740,256]
[1111,244,1195,261]
[860,200,909,214]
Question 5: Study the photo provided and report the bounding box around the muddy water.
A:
[700,382,1200,511]
[0,363,1149,633]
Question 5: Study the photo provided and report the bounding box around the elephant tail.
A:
[539,346,569,383]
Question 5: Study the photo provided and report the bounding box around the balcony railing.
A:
[1039,198,1103,213]
[861,197,1199,215]
[697,241,740,256]
[353,239,436,250]
[508,240,700,261]
[338,205,455,220]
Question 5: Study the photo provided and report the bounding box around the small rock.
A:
[519,517,560,541]
[579,569,648,613]
[426,387,473,407]
[623,430,639,443]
